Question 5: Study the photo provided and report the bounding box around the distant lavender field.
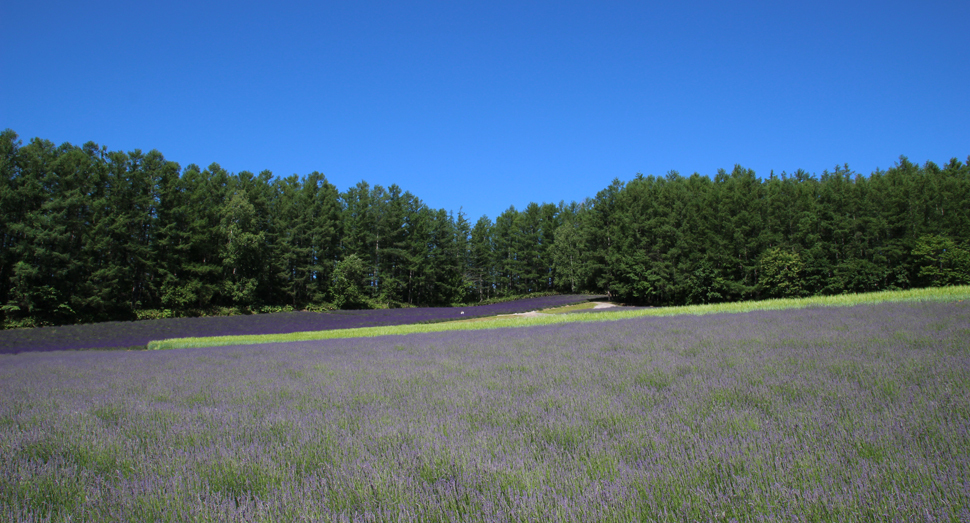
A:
[2,301,969,521]
[0,295,591,353]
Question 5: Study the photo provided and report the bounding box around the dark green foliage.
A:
[912,234,970,286]
[561,158,970,305]
[271,172,341,307]
[469,215,495,300]
[759,247,806,298]
[1,128,967,326]
[220,189,265,307]
[332,254,368,309]
[550,205,583,294]
[0,130,19,321]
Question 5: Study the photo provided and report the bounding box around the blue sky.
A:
[2,0,968,222]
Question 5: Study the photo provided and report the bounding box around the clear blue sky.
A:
[2,1,968,223]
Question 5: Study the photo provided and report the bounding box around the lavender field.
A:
[0,295,592,354]
[2,301,969,521]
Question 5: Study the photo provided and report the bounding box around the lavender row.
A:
[0,294,592,353]
[1,301,969,521]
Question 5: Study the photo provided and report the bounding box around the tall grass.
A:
[148,285,970,350]
[3,300,969,521]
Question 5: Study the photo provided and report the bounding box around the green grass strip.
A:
[147,286,970,350]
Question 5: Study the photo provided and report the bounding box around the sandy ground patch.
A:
[592,302,618,309]
[511,310,545,317]
[510,302,615,317]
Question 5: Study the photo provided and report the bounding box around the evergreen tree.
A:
[516,203,542,293]
[550,203,583,294]
[582,179,624,300]
[454,209,473,300]
[5,139,85,324]
[469,215,495,301]
[492,207,520,296]
[177,163,229,310]
[369,184,409,305]
[153,152,192,311]
[400,195,431,306]
[2,128,968,323]
[306,172,342,304]
[273,174,310,306]
[0,130,22,323]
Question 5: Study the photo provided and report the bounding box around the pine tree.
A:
[469,215,494,301]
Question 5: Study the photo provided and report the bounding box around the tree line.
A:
[554,163,970,305]
[1,129,968,327]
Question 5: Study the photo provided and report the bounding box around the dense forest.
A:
[1,129,968,327]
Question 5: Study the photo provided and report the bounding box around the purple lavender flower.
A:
[0,301,967,521]
[0,295,592,353]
